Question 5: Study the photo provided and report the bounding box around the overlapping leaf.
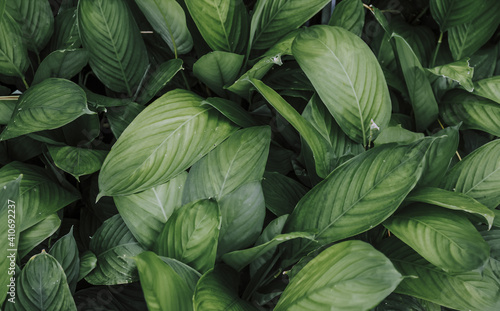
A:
[32,49,89,85]
[193,52,244,97]
[430,0,483,31]
[262,172,308,216]
[49,227,80,293]
[136,59,184,105]
[328,0,365,36]
[0,8,29,78]
[48,146,108,181]
[18,213,61,259]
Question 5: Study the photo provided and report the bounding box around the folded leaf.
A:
[426,58,474,92]
[193,52,244,97]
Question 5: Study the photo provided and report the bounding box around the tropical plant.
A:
[0,0,500,310]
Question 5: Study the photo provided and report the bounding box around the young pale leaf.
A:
[78,0,149,95]
[78,251,97,281]
[0,78,94,141]
[184,0,248,54]
[262,172,308,216]
[155,199,220,273]
[193,52,244,97]
[16,251,76,311]
[86,214,144,285]
[249,0,330,50]
[32,49,89,85]
[114,172,187,249]
[328,0,365,36]
[292,25,391,146]
[0,9,29,78]
[135,251,193,311]
[384,204,490,273]
[429,0,482,32]
[474,76,500,104]
[426,58,474,92]
[275,240,402,311]
[18,214,61,259]
[285,138,433,257]
[98,89,237,197]
[381,238,500,311]
[406,187,495,229]
[135,0,193,55]
[193,265,258,311]
[201,97,259,128]
[136,59,184,104]
[48,146,108,181]
[441,139,500,209]
[49,227,80,293]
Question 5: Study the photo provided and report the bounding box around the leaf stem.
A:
[430,32,443,68]
[21,77,29,89]
[180,70,190,91]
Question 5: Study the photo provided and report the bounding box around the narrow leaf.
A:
[430,0,482,31]
[201,97,258,128]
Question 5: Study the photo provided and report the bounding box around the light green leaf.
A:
[48,146,108,180]
[98,89,237,197]
[262,172,308,216]
[406,187,495,229]
[0,78,94,141]
[427,58,474,92]
[193,265,258,311]
[32,49,89,85]
[474,76,500,104]
[85,214,144,285]
[393,34,438,131]
[135,251,193,311]
[193,52,244,97]
[441,139,500,209]
[135,0,193,55]
[136,59,184,105]
[0,8,29,78]
[78,0,149,95]
[292,25,391,145]
[374,125,424,146]
[184,0,248,54]
[155,199,220,273]
[114,172,187,249]
[78,251,97,281]
[285,138,433,257]
[16,251,76,311]
[106,102,144,139]
[249,0,330,50]
[18,214,61,259]
[49,227,79,293]
[328,0,365,36]
[430,0,482,32]
[384,204,490,273]
[201,97,258,128]
[275,240,402,311]
[160,256,202,293]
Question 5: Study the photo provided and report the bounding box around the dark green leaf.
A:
[328,0,365,36]
[32,49,89,85]
[201,97,259,128]
[160,256,202,293]
[106,102,145,139]
[49,7,80,51]
[0,99,15,124]
[18,214,61,259]
[374,125,424,146]
[136,59,184,105]
[474,76,500,104]
[48,146,108,181]
[0,9,29,78]
[78,251,97,281]
[430,0,482,31]
[193,52,244,97]
[49,227,79,293]
[262,172,308,216]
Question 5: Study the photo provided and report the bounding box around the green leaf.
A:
[393,34,438,131]
[136,59,184,105]
[0,8,29,78]
[114,172,187,249]
[430,0,482,32]
[78,0,149,95]
[374,125,424,146]
[85,214,144,285]
[160,256,202,292]
[285,138,433,257]
[292,25,391,145]
[184,0,248,54]
[201,97,259,128]
[474,76,500,104]
[0,99,15,124]
[427,58,474,92]
[328,0,365,36]
[78,251,97,281]
[49,227,79,293]
[135,0,193,55]
[49,7,80,51]
[106,102,144,139]
[193,52,244,97]
[262,172,308,216]
[380,237,500,311]
[98,89,237,197]
[155,199,220,273]
[193,265,258,311]
[384,204,490,273]
[275,240,402,310]
[48,146,108,181]
[249,79,332,178]
[441,139,500,209]
[249,0,330,50]
[18,214,61,259]
[134,251,193,311]
[406,187,495,229]
[16,251,76,311]
[32,49,89,85]
[0,78,94,141]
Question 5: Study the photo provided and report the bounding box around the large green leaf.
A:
[135,0,193,55]
[384,204,490,273]
[98,89,237,197]
[193,52,244,97]
[201,97,258,128]
[292,25,391,146]
[184,0,248,54]
[328,0,365,37]
[429,0,483,32]
[285,138,433,257]
[114,172,187,249]
[160,256,202,293]
[49,7,80,51]
[48,146,108,181]
[380,238,500,311]
[49,227,80,293]
[78,0,149,95]
[0,7,29,78]
[262,172,308,216]
[136,59,184,105]
[426,58,474,92]
[155,199,220,273]
[0,78,94,141]
[18,214,61,259]
[32,49,89,85]
[441,139,500,209]
[193,265,258,311]
[134,251,193,311]
[16,251,76,311]
[474,76,500,104]
[85,214,144,285]
[275,240,402,310]
[249,0,330,50]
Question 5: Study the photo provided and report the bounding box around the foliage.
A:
[0,0,499,310]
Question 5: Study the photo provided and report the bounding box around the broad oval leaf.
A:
[135,251,193,311]
[135,0,193,55]
[384,204,490,273]
[292,25,391,146]
[48,146,108,181]
[430,0,483,32]
[16,251,76,311]
[32,49,89,85]
[78,0,149,95]
[328,0,365,37]
[193,52,244,97]
[0,78,94,141]
[275,240,402,311]
[49,227,80,293]
[0,9,29,78]
[18,213,61,261]
[98,89,237,197]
